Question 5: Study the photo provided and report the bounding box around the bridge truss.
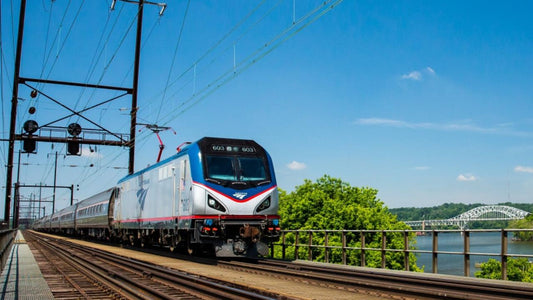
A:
[404,205,530,230]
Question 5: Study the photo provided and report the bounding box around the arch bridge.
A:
[404,205,530,230]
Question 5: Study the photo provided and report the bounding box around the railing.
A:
[269,229,533,280]
[0,229,16,271]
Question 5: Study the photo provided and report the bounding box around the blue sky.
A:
[1,0,532,218]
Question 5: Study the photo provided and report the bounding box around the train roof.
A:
[55,203,77,215]
[76,187,115,208]
[117,139,194,184]
[117,137,264,184]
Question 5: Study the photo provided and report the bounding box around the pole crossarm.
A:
[15,134,128,147]
[22,82,129,143]
[19,77,133,93]
[39,91,130,129]
[17,184,73,189]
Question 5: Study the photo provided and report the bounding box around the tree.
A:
[509,214,533,241]
[476,258,533,282]
[275,175,420,271]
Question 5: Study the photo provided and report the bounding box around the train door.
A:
[178,159,187,215]
[108,188,119,228]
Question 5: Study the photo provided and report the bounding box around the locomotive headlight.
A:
[256,197,271,213]
[207,195,226,212]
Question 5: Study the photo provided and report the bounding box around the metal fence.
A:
[0,229,16,271]
[270,229,533,280]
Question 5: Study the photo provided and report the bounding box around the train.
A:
[33,137,281,257]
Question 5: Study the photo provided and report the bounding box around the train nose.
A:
[239,224,261,243]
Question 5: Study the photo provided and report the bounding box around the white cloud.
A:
[354,118,532,137]
[457,174,477,182]
[413,166,430,171]
[401,71,422,81]
[81,149,103,159]
[515,166,533,174]
[287,161,307,171]
[401,67,437,81]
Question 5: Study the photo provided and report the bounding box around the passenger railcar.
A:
[76,188,116,238]
[34,137,280,257]
[55,204,77,235]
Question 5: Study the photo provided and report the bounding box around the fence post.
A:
[294,231,299,260]
[381,230,386,269]
[432,231,438,273]
[308,231,313,261]
[282,231,286,260]
[361,231,366,267]
[501,229,508,280]
[464,230,470,277]
[404,230,410,271]
[342,231,347,265]
[325,231,329,263]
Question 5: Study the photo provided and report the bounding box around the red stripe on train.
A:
[112,214,280,224]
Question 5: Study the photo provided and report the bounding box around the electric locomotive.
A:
[35,137,280,257]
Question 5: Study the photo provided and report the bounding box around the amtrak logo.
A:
[233,192,247,200]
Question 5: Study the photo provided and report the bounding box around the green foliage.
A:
[475,258,502,280]
[509,214,533,241]
[475,258,533,282]
[274,175,421,271]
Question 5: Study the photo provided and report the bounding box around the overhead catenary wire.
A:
[10,1,345,210]
[74,4,118,125]
[0,1,116,208]
[69,5,142,187]
[157,0,344,127]
[66,3,170,192]
[159,0,283,111]
[76,0,345,188]
[38,0,72,84]
[156,0,191,122]
[22,2,137,190]
[65,3,174,193]
[82,1,271,179]
[86,1,340,178]
[43,1,85,80]
[142,0,268,116]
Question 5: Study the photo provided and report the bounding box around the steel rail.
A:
[217,259,533,300]
[28,231,284,300]
[27,233,133,299]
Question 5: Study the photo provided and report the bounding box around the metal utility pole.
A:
[4,0,26,228]
[129,0,144,175]
[39,184,42,218]
[52,151,58,213]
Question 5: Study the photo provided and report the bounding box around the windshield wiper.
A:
[231,181,247,186]
[206,178,221,185]
[256,180,271,186]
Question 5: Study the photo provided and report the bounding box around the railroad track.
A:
[25,231,290,300]
[27,231,533,300]
[216,259,533,300]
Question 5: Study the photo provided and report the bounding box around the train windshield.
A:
[205,155,270,188]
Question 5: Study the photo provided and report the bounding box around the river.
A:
[414,231,533,277]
